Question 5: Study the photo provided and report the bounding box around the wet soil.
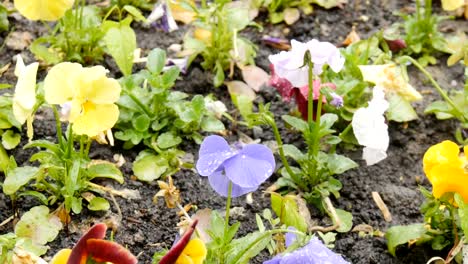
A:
[1,0,468,263]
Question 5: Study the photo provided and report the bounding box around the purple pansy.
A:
[196,135,275,197]
[147,2,178,32]
[264,237,349,264]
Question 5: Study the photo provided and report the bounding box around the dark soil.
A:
[1,0,468,263]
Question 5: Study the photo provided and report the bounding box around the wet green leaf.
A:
[88,197,110,211]
[385,224,425,256]
[3,166,41,195]
[157,132,182,149]
[133,154,168,182]
[104,24,136,76]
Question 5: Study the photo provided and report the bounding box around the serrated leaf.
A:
[385,224,426,256]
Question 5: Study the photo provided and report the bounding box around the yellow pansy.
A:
[49,249,72,264]
[169,0,196,24]
[175,238,207,264]
[441,0,465,11]
[358,64,422,102]
[14,0,75,21]
[44,62,121,138]
[13,55,38,140]
[194,28,212,45]
[423,140,468,203]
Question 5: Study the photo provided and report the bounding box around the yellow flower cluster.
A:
[423,140,468,203]
[44,62,121,138]
[14,0,74,21]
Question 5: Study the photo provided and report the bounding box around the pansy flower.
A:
[423,140,468,203]
[14,0,74,21]
[352,86,389,166]
[264,237,349,264]
[268,39,344,87]
[13,55,38,140]
[269,64,341,120]
[43,62,121,138]
[196,135,275,197]
[147,1,179,32]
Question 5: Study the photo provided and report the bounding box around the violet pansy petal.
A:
[223,144,275,188]
[207,170,256,197]
[285,227,297,248]
[196,135,237,176]
[281,237,350,264]
[263,255,282,264]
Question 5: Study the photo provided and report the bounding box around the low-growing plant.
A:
[115,48,225,181]
[386,140,468,261]
[393,0,451,65]
[181,0,257,86]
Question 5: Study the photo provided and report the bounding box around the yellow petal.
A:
[358,64,422,102]
[72,103,119,137]
[49,249,72,264]
[13,55,38,124]
[170,0,196,24]
[423,140,462,182]
[194,28,212,45]
[441,0,465,11]
[44,62,82,104]
[175,238,207,264]
[14,0,75,21]
[78,66,121,104]
[429,164,468,203]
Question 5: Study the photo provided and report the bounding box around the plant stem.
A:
[400,56,467,122]
[221,181,233,264]
[269,118,305,190]
[52,105,64,148]
[307,60,314,127]
[126,92,153,118]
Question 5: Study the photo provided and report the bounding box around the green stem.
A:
[67,125,74,159]
[221,181,233,264]
[307,60,314,127]
[269,118,306,191]
[84,140,92,157]
[400,56,467,122]
[310,94,323,185]
[0,144,9,173]
[79,135,84,159]
[52,105,64,148]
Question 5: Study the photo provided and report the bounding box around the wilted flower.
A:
[13,55,38,140]
[204,97,227,119]
[43,62,121,138]
[154,176,181,208]
[268,39,344,87]
[264,237,349,264]
[169,0,196,24]
[358,64,422,102]
[196,135,275,197]
[14,0,74,21]
[384,38,407,53]
[423,140,468,202]
[352,86,389,166]
[148,2,179,32]
[269,64,337,120]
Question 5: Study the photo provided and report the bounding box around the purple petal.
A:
[196,136,237,176]
[223,144,275,188]
[207,170,256,197]
[263,255,282,264]
[285,227,297,248]
[281,237,349,264]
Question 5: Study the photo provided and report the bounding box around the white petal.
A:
[363,147,387,166]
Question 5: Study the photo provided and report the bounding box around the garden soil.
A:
[1,0,468,263]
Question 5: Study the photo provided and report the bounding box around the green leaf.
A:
[385,224,426,256]
[71,196,82,214]
[87,163,124,184]
[104,24,136,76]
[386,94,418,122]
[0,4,8,32]
[226,8,250,31]
[0,83,12,89]
[201,116,225,132]
[132,114,151,132]
[14,206,62,245]
[147,48,166,74]
[320,113,338,129]
[162,67,180,87]
[214,62,225,87]
[3,166,41,195]
[282,144,304,161]
[334,209,353,233]
[2,130,21,150]
[30,38,62,65]
[455,194,468,239]
[132,154,168,182]
[327,154,358,175]
[87,197,110,211]
[24,140,61,156]
[123,5,147,22]
[226,232,272,264]
[157,132,182,149]
[270,193,308,232]
[282,115,308,132]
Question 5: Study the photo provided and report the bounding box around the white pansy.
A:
[13,55,38,125]
[352,86,389,166]
[268,39,344,87]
